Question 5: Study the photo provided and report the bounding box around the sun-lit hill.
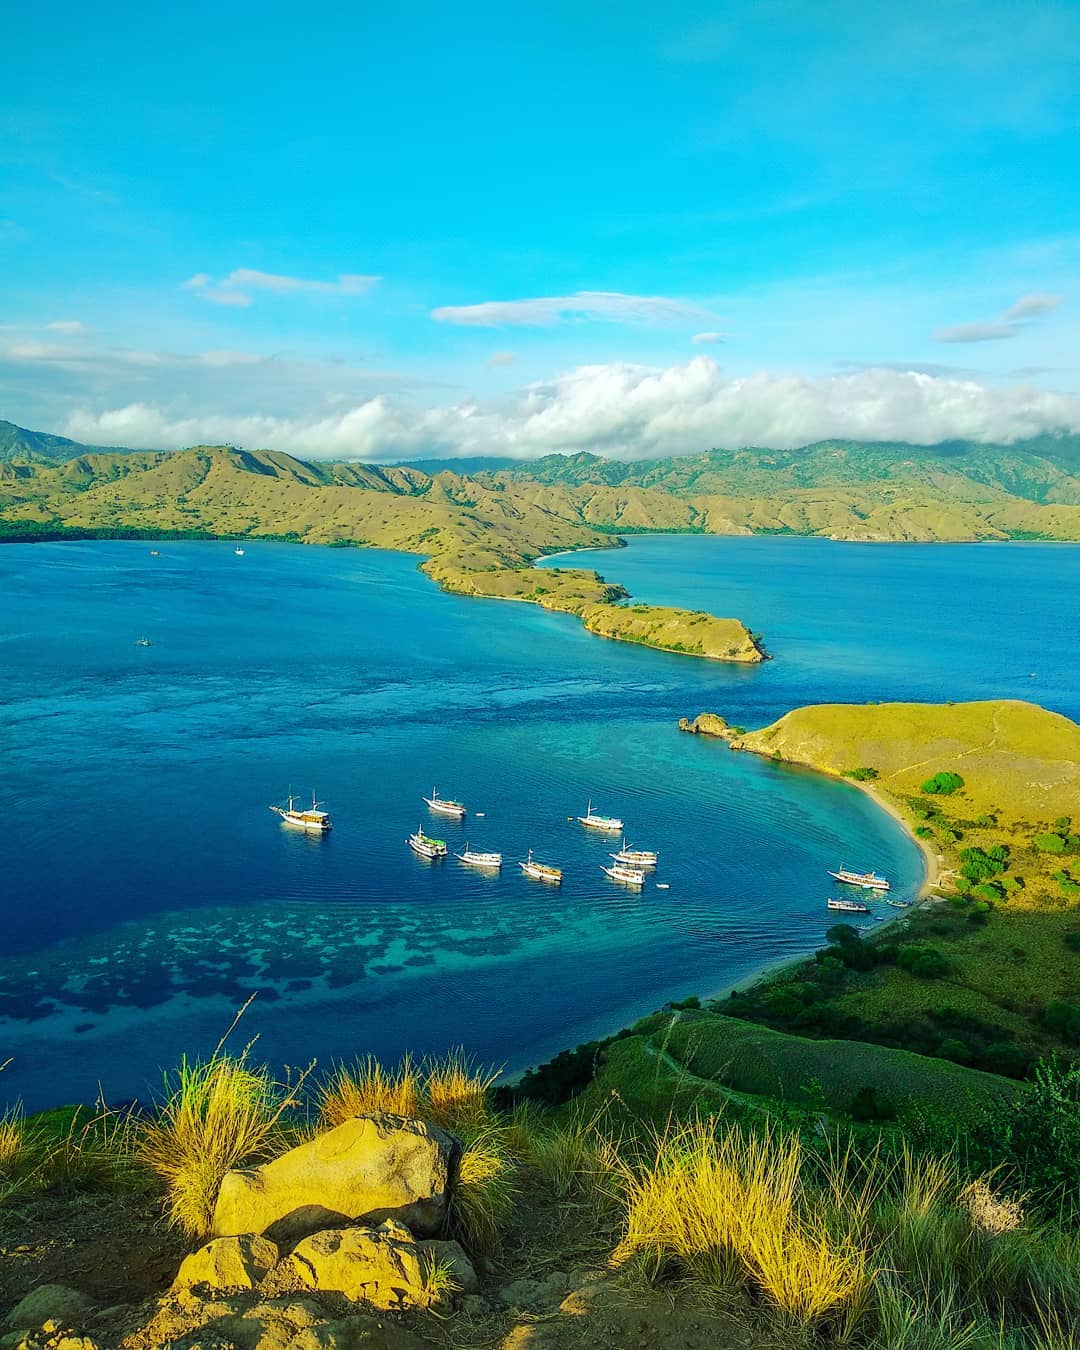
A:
[681,699,1080,1080]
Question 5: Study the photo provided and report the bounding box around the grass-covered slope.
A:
[683,700,1080,1077]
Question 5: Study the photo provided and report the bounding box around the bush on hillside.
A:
[1035,832,1068,854]
[920,771,964,796]
[896,944,950,979]
[843,766,879,781]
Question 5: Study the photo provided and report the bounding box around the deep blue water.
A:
[1,536,1073,1111]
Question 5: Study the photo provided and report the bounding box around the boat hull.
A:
[456,852,502,868]
[828,870,890,891]
[579,817,623,832]
[520,863,562,884]
[271,807,331,832]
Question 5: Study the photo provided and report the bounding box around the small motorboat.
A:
[455,843,502,869]
[424,787,466,818]
[886,898,913,908]
[135,636,152,647]
[149,550,160,557]
[656,882,670,889]
[234,546,245,556]
[408,826,447,859]
[270,792,332,832]
[519,850,562,884]
[578,800,623,832]
[601,863,645,887]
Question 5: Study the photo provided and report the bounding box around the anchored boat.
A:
[455,843,502,869]
[270,792,332,832]
[234,546,245,556]
[610,838,657,867]
[826,896,870,914]
[828,866,890,892]
[519,849,562,884]
[601,862,646,887]
[424,787,466,818]
[408,825,447,859]
[578,800,623,832]
[886,898,913,908]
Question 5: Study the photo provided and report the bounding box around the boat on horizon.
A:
[578,800,623,832]
[828,866,890,892]
[234,546,245,556]
[149,550,160,557]
[519,849,562,884]
[270,791,332,832]
[455,842,502,869]
[826,896,870,913]
[135,636,152,647]
[610,837,657,867]
[424,787,466,818]
[601,862,646,887]
[408,825,447,859]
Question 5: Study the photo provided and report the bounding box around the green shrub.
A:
[1063,929,1080,952]
[1035,832,1067,854]
[915,825,934,838]
[843,767,879,781]
[896,945,950,979]
[971,882,1004,903]
[920,771,964,796]
[938,1038,971,1064]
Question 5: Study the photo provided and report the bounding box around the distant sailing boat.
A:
[455,842,502,869]
[519,850,562,884]
[424,787,466,818]
[270,791,332,832]
[610,837,658,867]
[408,825,447,859]
[578,800,623,832]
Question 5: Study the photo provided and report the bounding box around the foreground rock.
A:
[172,1234,279,1292]
[212,1113,458,1244]
[678,712,733,737]
[4,1287,92,1335]
[280,1221,474,1310]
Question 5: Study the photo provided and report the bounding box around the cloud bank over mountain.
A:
[60,357,1080,460]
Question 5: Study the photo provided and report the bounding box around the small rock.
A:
[173,1234,280,1293]
[498,1277,544,1310]
[281,1222,436,1311]
[416,1239,478,1295]
[6,1286,92,1333]
[212,1113,458,1245]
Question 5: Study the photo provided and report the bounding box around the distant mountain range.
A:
[2,417,1080,544]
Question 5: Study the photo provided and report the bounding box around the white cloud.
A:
[1003,292,1062,321]
[59,357,1080,460]
[431,290,709,327]
[182,268,380,308]
[45,320,87,333]
[691,331,726,344]
[934,321,1019,343]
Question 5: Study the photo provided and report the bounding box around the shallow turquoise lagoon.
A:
[3,535,1072,1110]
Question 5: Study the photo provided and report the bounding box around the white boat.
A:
[656,882,670,889]
[424,787,466,818]
[234,546,245,556]
[610,837,657,867]
[519,849,562,884]
[135,636,152,647]
[828,866,890,892]
[578,800,623,832]
[408,825,447,859]
[601,863,645,887]
[270,792,331,833]
[455,843,502,869]
[886,898,913,908]
[826,896,870,914]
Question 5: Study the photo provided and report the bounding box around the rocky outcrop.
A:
[678,712,734,737]
[211,1113,458,1244]
[172,1234,280,1292]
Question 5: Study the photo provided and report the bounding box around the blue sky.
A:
[1,0,1078,458]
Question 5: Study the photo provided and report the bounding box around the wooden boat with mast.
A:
[270,791,332,833]
[408,825,447,859]
[455,843,502,869]
[424,787,466,819]
[601,862,646,887]
[519,850,562,884]
[610,838,658,867]
[578,800,623,832]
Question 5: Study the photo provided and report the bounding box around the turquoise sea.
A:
[1,537,1075,1111]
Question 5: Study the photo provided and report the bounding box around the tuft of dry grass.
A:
[960,1176,1024,1236]
[613,1118,870,1327]
[137,1054,303,1236]
[449,1125,518,1256]
[421,1051,500,1133]
[317,1053,421,1126]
